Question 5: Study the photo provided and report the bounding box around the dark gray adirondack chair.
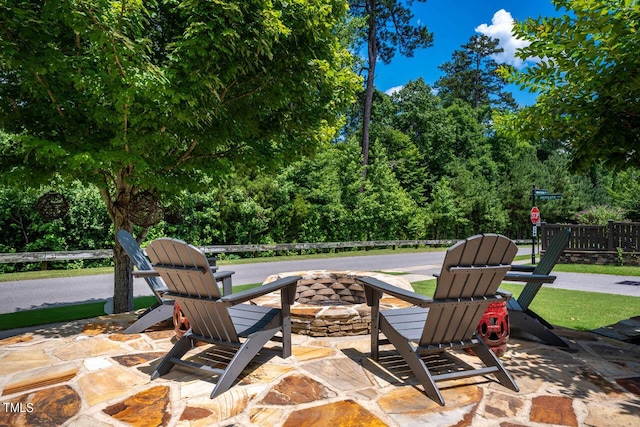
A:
[360,234,519,406]
[505,228,571,347]
[117,230,234,334]
[146,237,300,399]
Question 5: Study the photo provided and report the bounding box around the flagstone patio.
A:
[0,312,639,427]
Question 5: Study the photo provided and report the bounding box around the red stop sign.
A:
[530,206,540,224]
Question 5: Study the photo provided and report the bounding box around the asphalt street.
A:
[1,248,639,314]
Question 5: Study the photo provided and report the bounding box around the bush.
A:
[575,205,628,225]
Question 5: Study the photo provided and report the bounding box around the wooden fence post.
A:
[608,220,614,251]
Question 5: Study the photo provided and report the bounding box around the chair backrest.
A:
[534,228,570,276]
[117,230,168,300]
[146,238,238,342]
[517,228,570,310]
[422,234,517,346]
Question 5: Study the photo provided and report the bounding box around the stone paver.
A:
[0,313,639,426]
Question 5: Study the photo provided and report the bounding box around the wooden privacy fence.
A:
[541,221,640,252]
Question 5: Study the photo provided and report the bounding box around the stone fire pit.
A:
[251,270,414,337]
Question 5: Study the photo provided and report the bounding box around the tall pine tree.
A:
[436,34,517,121]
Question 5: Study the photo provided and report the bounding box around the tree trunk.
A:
[99,166,136,314]
[113,213,134,314]
[361,0,377,187]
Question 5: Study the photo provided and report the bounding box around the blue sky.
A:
[373,0,563,106]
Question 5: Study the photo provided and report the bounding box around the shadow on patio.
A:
[0,312,639,426]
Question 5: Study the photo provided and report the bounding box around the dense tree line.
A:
[1,0,639,315]
[2,71,639,272]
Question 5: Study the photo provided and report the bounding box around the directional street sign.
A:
[537,194,563,200]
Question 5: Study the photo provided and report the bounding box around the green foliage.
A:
[387,79,455,195]
[1,2,637,272]
[356,145,426,239]
[500,0,640,170]
[436,34,517,117]
[373,128,428,204]
[0,0,360,311]
[0,183,112,272]
[0,0,360,191]
[609,168,640,221]
[616,246,624,266]
[270,145,351,243]
[575,205,628,225]
[427,178,467,239]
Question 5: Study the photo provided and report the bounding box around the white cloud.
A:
[475,9,531,68]
[384,85,404,96]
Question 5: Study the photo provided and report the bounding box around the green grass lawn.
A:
[0,283,259,331]
[0,266,115,283]
[411,279,639,331]
[549,263,640,276]
[0,296,157,331]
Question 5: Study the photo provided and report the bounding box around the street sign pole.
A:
[531,185,536,264]
[530,184,561,264]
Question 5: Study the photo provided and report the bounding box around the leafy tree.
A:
[0,0,359,312]
[610,168,640,221]
[372,127,427,204]
[448,152,508,236]
[352,143,425,239]
[386,79,453,196]
[0,183,112,271]
[436,34,517,121]
[0,188,44,263]
[271,148,350,243]
[499,0,640,170]
[348,0,433,180]
[63,183,113,255]
[427,177,467,239]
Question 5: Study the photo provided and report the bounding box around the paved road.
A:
[0,251,444,313]
[1,249,639,314]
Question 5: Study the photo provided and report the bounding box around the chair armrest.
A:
[213,270,235,296]
[496,288,513,300]
[359,277,432,307]
[509,265,536,273]
[213,270,234,280]
[133,270,160,278]
[139,265,224,278]
[504,273,556,283]
[222,276,301,305]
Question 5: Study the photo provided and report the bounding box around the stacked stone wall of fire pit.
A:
[253,270,414,338]
[295,273,367,306]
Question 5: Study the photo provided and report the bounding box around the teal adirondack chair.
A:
[506,229,571,347]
